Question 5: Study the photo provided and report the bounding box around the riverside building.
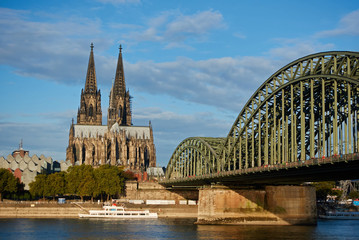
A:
[66,44,156,172]
[0,141,72,190]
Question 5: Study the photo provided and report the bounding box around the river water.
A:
[0,218,358,240]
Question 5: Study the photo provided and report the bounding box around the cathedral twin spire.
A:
[84,43,98,94]
[77,43,102,125]
[77,43,131,127]
[67,43,156,169]
[114,45,126,97]
[108,44,132,127]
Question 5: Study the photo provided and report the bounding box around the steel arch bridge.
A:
[162,51,359,186]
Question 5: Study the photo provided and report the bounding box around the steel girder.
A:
[165,137,225,179]
[164,51,359,183]
[221,51,359,171]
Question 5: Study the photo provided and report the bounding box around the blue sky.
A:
[0,0,358,167]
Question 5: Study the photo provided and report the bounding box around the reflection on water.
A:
[196,224,316,240]
[0,218,358,240]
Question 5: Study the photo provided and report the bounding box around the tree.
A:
[348,191,359,200]
[312,181,337,201]
[65,164,125,202]
[0,169,18,201]
[66,165,95,201]
[66,165,82,196]
[46,172,66,201]
[29,174,48,200]
[95,165,124,202]
[78,167,97,202]
[331,189,342,200]
[123,170,136,180]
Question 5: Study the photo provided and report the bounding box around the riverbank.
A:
[0,202,198,218]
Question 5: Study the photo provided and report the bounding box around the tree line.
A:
[0,168,23,201]
[29,165,134,202]
[0,165,135,202]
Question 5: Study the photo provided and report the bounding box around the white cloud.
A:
[0,109,79,161]
[0,107,232,167]
[96,0,141,4]
[124,10,226,48]
[315,9,359,37]
[0,121,68,161]
[126,55,279,112]
[0,8,112,85]
[233,32,246,39]
[267,40,335,62]
[132,107,231,166]
[0,7,271,113]
[109,23,142,30]
[264,9,359,63]
[2,4,354,168]
[164,10,226,41]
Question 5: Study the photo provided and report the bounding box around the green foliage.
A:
[29,174,48,199]
[311,181,339,200]
[78,167,96,199]
[123,170,136,180]
[29,172,66,200]
[348,191,359,200]
[65,165,83,194]
[19,164,126,202]
[46,172,66,200]
[331,189,342,199]
[66,165,97,201]
[95,165,124,201]
[0,169,18,201]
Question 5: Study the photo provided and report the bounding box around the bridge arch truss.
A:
[165,51,359,182]
[165,137,225,179]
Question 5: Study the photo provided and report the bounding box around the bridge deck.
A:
[161,153,359,186]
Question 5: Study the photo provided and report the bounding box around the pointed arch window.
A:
[89,105,94,117]
[118,106,122,118]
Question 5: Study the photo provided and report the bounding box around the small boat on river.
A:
[319,211,359,220]
[79,205,158,219]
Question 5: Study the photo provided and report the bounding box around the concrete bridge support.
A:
[197,185,316,225]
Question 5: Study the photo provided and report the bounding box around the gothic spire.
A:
[113,44,126,97]
[109,78,115,108]
[77,43,102,125]
[84,43,98,94]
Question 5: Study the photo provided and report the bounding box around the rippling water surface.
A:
[0,218,358,240]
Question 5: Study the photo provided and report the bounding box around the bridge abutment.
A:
[196,185,316,225]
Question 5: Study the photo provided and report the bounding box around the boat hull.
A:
[78,213,158,219]
[319,212,359,220]
[319,215,359,220]
[78,206,158,219]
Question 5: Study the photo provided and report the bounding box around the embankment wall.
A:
[0,203,198,218]
[125,181,199,203]
[0,203,98,218]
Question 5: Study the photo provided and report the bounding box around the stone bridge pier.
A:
[196,185,316,225]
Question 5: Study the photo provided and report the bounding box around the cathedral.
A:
[66,44,156,172]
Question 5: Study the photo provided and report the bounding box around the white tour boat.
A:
[79,205,158,219]
[319,211,359,220]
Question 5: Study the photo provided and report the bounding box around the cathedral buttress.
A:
[77,43,102,125]
[108,45,132,128]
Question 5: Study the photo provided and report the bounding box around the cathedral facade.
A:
[66,44,156,172]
